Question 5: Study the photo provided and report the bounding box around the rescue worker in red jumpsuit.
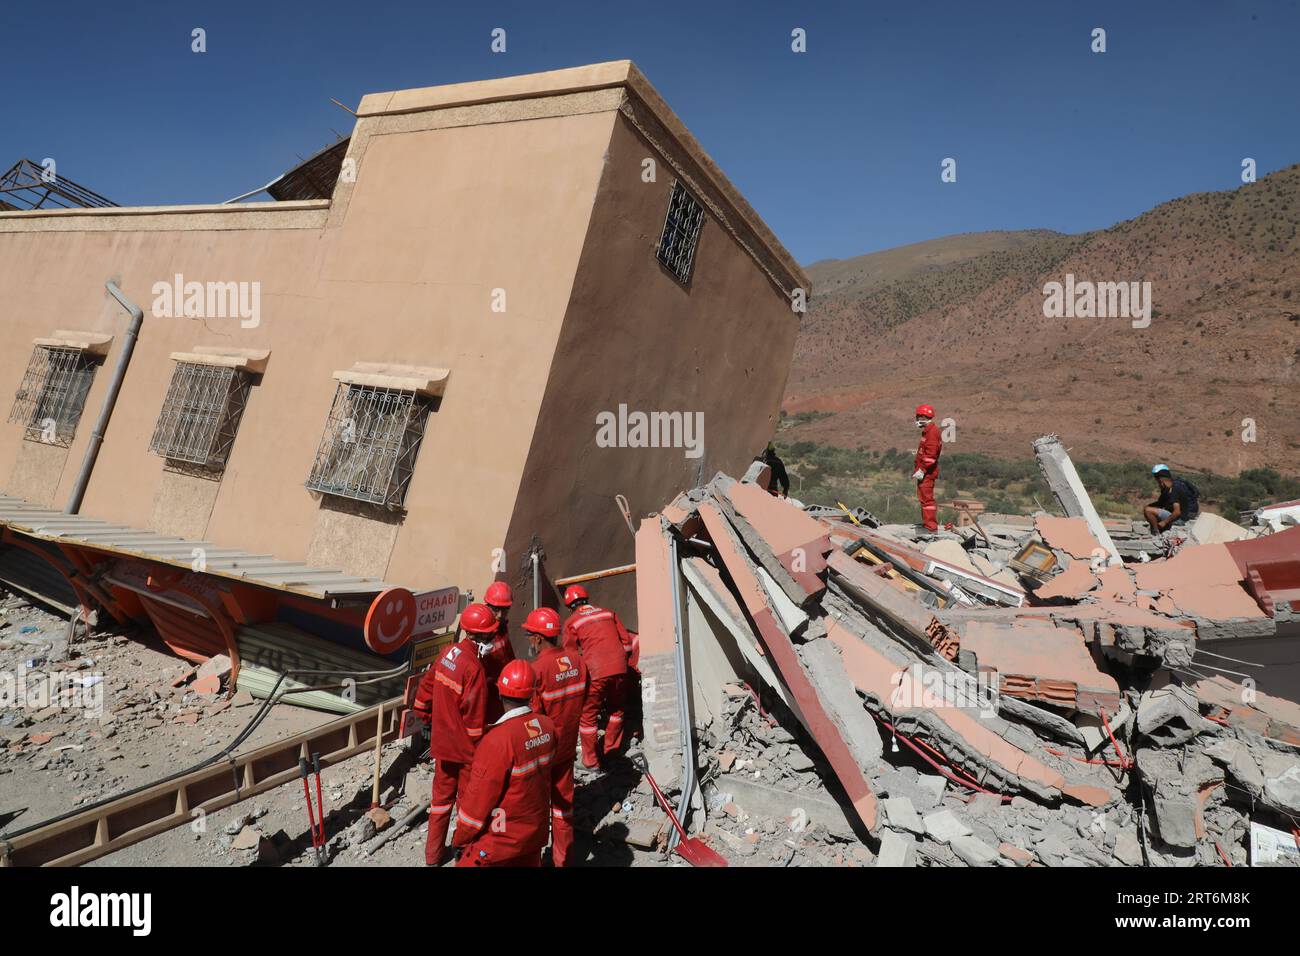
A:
[452,659,557,867]
[561,584,633,769]
[481,581,516,722]
[412,602,496,865]
[912,404,943,534]
[523,607,587,866]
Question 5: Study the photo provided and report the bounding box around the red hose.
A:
[871,711,1010,801]
[1098,707,1132,770]
[1214,839,1233,867]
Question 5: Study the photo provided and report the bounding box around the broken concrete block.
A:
[1112,830,1143,866]
[634,516,688,793]
[719,478,830,604]
[1150,797,1199,849]
[707,775,857,842]
[950,833,1000,866]
[915,774,946,810]
[1134,542,1272,626]
[1202,738,1265,800]
[998,842,1034,866]
[1032,435,1122,566]
[963,618,1120,716]
[741,459,772,488]
[881,796,925,835]
[1137,747,1224,849]
[1136,686,1210,747]
[1191,674,1300,746]
[923,809,972,844]
[1035,515,1102,561]
[229,826,261,851]
[1034,560,1100,601]
[1001,694,1089,747]
[701,504,878,831]
[197,654,232,683]
[1187,512,1251,546]
[797,634,884,770]
[192,674,221,696]
[966,793,1002,818]
[876,828,917,867]
[621,818,667,849]
[785,749,815,774]
[922,539,981,574]
[1258,752,1300,815]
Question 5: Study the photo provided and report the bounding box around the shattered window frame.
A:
[7,345,99,447]
[304,382,430,510]
[148,362,253,472]
[656,180,706,285]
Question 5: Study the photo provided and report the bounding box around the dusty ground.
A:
[0,588,681,867]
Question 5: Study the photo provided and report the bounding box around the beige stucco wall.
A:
[0,68,804,623]
[504,110,801,630]
[0,107,615,594]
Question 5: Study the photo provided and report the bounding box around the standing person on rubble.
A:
[523,607,587,866]
[412,602,496,865]
[481,581,517,722]
[451,660,557,867]
[753,441,790,497]
[561,584,634,769]
[911,404,943,536]
[1143,464,1200,533]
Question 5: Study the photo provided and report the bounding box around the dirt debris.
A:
[632,450,1300,868]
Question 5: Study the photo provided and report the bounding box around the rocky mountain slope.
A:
[787,164,1300,476]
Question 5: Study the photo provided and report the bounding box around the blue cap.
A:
[1152,463,1171,475]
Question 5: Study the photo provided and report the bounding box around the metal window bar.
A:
[656,181,705,284]
[148,362,252,469]
[305,383,429,509]
[7,346,98,446]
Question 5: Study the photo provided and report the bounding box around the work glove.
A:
[912,469,925,481]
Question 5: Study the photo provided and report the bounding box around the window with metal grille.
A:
[305,384,430,509]
[7,346,98,446]
[656,181,705,284]
[148,362,252,470]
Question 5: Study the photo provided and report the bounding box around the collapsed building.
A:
[2,62,1297,869]
[633,439,1300,866]
[0,61,806,668]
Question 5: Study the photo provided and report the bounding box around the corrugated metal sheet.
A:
[0,543,77,613]
[136,593,228,663]
[235,621,405,713]
[0,494,393,600]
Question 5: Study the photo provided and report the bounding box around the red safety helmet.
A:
[523,607,561,638]
[915,404,935,419]
[563,584,589,607]
[484,581,513,609]
[459,603,499,635]
[496,659,537,697]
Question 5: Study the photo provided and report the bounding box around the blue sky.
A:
[4,0,1298,264]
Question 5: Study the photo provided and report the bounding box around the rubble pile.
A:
[632,439,1300,867]
[0,590,324,845]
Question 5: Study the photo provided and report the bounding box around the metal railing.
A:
[656,181,705,283]
[305,383,428,509]
[149,362,251,469]
[7,346,97,446]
